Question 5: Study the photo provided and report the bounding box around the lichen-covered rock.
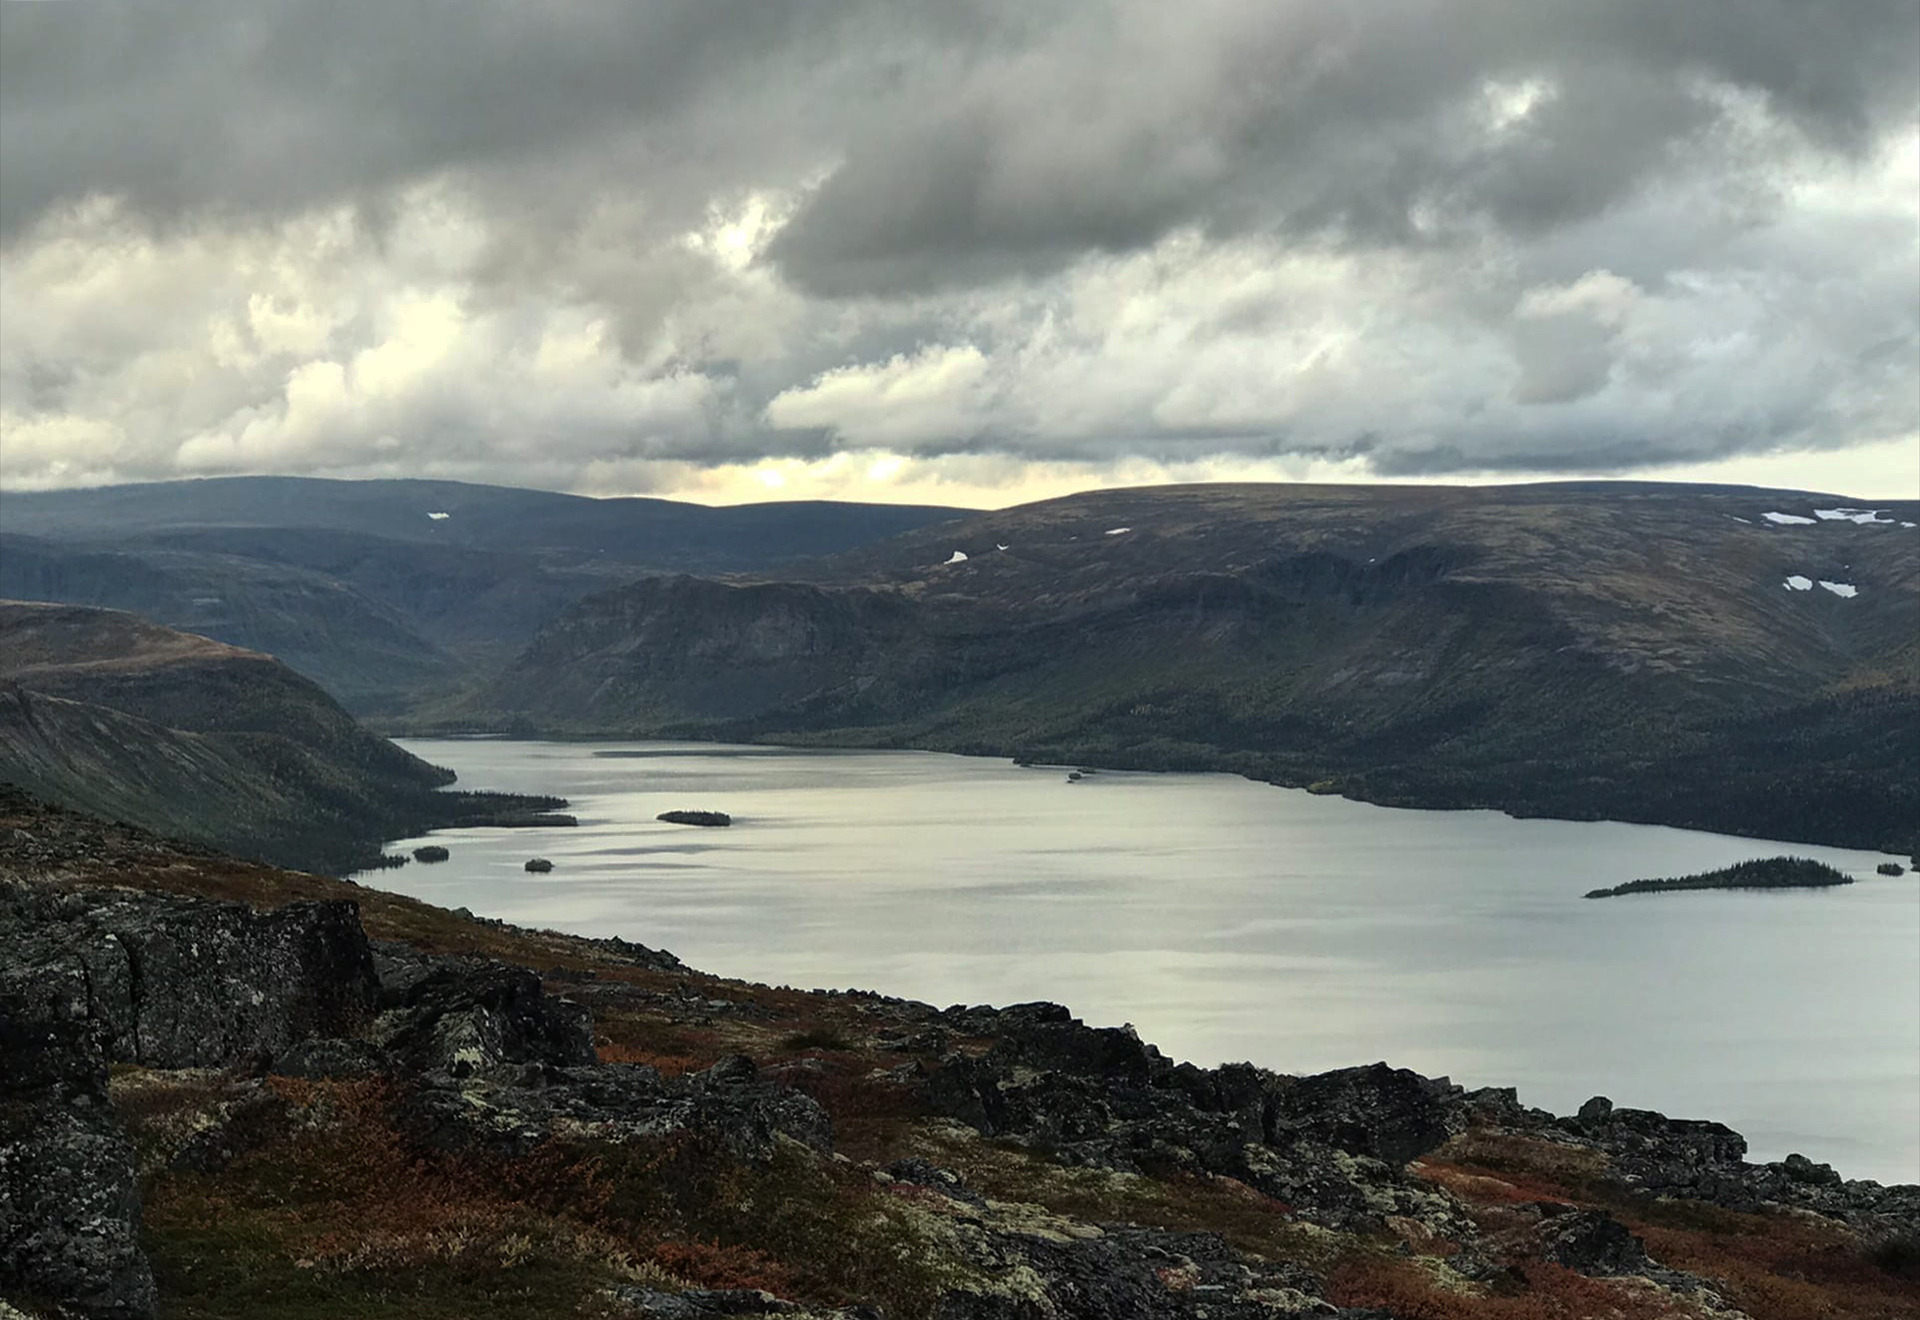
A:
[400,1056,833,1161]
[1488,1093,1920,1229]
[1,879,377,1070]
[607,1287,802,1316]
[272,1035,389,1079]
[369,946,594,1078]
[0,876,382,1318]
[0,948,156,1319]
[1563,1094,1749,1188]
[1532,1206,1649,1275]
[920,1005,1469,1232]
[1266,1063,1458,1165]
[928,1222,1349,1319]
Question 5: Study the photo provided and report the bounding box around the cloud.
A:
[1,2,1915,498]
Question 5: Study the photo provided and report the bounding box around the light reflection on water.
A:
[372,738,1920,1183]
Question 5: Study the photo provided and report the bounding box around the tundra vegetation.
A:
[4,788,1915,1320]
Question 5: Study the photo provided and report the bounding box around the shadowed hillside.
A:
[461,481,1920,851]
[0,477,969,711]
[0,601,560,873]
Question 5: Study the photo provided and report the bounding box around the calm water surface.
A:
[374,738,1920,1183]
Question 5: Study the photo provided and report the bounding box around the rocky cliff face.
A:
[3,791,1915,1320]
[3,881,377,1070]
[1,919,155,1319]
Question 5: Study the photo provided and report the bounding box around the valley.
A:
[1,476,969,713]
[450,482,1920,853]
[4,477,1914,866]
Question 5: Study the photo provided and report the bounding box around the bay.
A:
[371,737,1920,1183]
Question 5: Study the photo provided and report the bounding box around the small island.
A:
[524,857,554,873]
[1876,862,1906,876]
[484,811,579,828]
[412,844,450,863]
[657,810,732,827]
[1585,856,1852,899]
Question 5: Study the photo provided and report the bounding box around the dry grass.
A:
[1327,1252,1698,1320]
[1413,1129,1920,1320]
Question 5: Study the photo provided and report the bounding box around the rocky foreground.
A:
[3,789,1916,1320]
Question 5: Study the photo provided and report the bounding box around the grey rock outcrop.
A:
[0,876,378,1318]
[399,1054,834,1162]
[1532,1206,1649,1276]
[921,1003,1462,1232]
[0,940,156,1319]
[370,945,594,1078]
[1,879,377,1070]
[1267,1063,1456,1165]
[1535,1095,1920,1228]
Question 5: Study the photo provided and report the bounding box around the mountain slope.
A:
[1,477,970,711]
[469,481,1920,850]
[1,475,969,566]
[0,532,463,712]
[0,601,557,871]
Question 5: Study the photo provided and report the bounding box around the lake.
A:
[371,737,1920,1184]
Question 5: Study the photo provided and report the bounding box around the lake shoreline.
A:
[385,718,1917,855]
[364,737,1920,1184]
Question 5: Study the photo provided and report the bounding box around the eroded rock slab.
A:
[0,943,156,1319]
[2,879,377,1069]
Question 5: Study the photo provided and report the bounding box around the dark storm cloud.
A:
[1,0,1915,493]
[770,1,1920,294]
[7,2,1912,263]
[0,1,822,237]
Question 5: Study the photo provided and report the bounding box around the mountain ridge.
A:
[1,476,972,710]
[452,480,1920,851]
[0,600,559,873]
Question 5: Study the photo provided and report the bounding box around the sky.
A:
[2,1,1916,506]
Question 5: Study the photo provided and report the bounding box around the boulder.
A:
[1532,1207,1649,1276]
[1777,1152,1842,1186]
[400,1059,833,1161]
[273,1036,390,1079]
[1,880,378,1070]
[920,1011,1467,1232]
[1266,1063,1458,1165]
[605,1289,798,1317]
[370,950,594,1078]
[0,946,156,1319]
[1564,1098,1747,1195]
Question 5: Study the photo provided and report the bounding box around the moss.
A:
[897,1123,1333,1266]
[145,1225,603,1320]
[780,1028,854,1053]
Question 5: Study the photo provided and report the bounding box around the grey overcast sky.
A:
[2,1,1916,504]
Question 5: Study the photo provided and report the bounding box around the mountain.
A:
[0,601,560,872]
[467,481,1920,851]
[0,477,970,711]
[0,475,972,563]
[0,532,465,712]
[7,788,1917,1320]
